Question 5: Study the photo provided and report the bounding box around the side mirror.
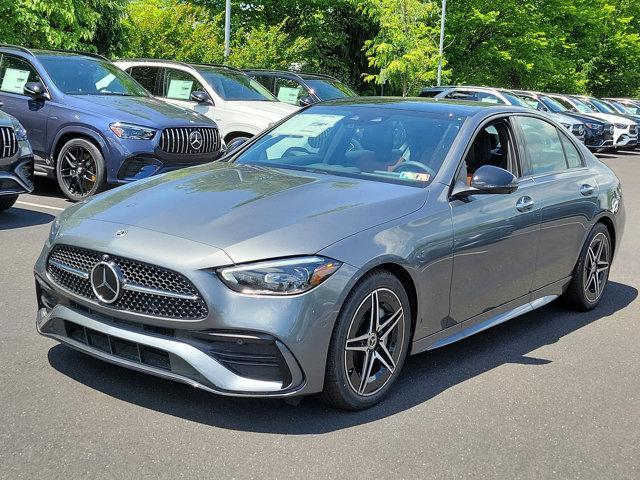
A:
[538,105,548,112]
[451,165,518,199]
[299,95,314,107]
[24,82,50,100]
[190,90,213,105]
[225,136,249,154]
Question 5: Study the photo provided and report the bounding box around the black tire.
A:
[561,223,612,311]
[0,194,18,212]
[55,138,106,202]
[320,270,411,411]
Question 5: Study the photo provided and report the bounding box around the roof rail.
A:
[117,58,193,69]
[45,48,109,60]
[191,62,244,73]
[243,68,339,81]
[0,44,36,56]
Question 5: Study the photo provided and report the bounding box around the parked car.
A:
[420,86,586,143]
[0,108,34,212]
[603,98,640,115]
[512,90,615,152]
[594,97,640,127]
[35,98,624,410]
[571,95,639,149]
[244,69,358,106]
[116,60,299,151]
[0,46,221,201]
[547,93,637,149]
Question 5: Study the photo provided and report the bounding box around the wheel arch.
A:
[50,127,108,168]
[224,131,253,143]
[596,214,616,257]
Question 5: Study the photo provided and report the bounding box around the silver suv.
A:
[0,107,34,212]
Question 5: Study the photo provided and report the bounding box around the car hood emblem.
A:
[115,229,127,238]
[90,261,123,304]
[189,130,204,150]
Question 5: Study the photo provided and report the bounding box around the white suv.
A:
[116,60,299,150]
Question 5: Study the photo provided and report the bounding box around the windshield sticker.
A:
[1,68,30,94]
[272,114,343,137]
[277,86,301,104]
[399,171,431,182]
[167,79,194,100]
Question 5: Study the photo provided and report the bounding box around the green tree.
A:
[357,0,442,96]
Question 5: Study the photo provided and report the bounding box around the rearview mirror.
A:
[190,90,213,105]
[451,165,518,199]
[24,82,50,100]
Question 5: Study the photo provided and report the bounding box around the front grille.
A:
[0,127,18,158]
[47,245,208,320]
[160,127,220,155]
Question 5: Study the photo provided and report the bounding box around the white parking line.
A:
[16,201,66,212]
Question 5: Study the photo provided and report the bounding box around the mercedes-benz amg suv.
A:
[0,108,34,212]
[0,46,221,201]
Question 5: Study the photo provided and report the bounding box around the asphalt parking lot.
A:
[1,152,639,480]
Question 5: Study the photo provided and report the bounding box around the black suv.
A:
[244,70,357,106]
[0,46,220,201]
[0,108,34,212]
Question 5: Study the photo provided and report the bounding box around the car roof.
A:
[0,44,108,61]
[315,96,532,117]
[244,69,339,81]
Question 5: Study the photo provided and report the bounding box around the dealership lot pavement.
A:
[1,153,639,480]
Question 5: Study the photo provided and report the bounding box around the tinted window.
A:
[39,56,148,96]
[419,89,443,98]
[274,77,308,105]
[252,75,273,91]
[516,116,567,175]
[304,78,357,100]
[500,91,530,107]
[128,66,160,94]
[0,55,41,94]
[476,92,505,104]
[162,68,204,100]
[197,68,275,101]
[235,105,465,186]
[560,133,583,168]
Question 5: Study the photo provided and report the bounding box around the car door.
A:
[512,115,600,291]
[448,116,541,323]
[0,53,50,159]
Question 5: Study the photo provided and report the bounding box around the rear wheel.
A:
[321,270,411,410]
[56,138,106,201]
[0,194,18,212]
[561,223,612,311]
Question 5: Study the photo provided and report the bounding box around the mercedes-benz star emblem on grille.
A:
[90,261,123,304]
[189,131,204,150]
[115,229,127,238]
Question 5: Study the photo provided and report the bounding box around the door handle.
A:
[516,196,534,212]
[580,184,595,196]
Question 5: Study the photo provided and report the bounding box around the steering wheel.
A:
[392,161,436,178]
[282,146,312,157]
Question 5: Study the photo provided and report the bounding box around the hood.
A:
[550,113,580,126]
[64,95,215,128]
[0,110,13,127]
[560,112,609,125]
[65,163,427,264]
[583,111,634,125]
[224,100,299,121]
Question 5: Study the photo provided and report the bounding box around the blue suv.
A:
[0,46,221,200]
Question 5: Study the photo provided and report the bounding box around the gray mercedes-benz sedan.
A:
[35,98,625,410]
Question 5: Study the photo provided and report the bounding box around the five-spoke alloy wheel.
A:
[322,270,411,410]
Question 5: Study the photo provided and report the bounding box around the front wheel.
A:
[56,138,106,201]
[561,223,612,311]
[320,270,411,410]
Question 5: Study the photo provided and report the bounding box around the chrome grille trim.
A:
[0,127,18,159]
[160,127,221,154]
[46,245,208,320]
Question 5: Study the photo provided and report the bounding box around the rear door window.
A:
[162,68,205,100]
[515,116,571,175]
[274,77,308,105]
[127,66,161,95]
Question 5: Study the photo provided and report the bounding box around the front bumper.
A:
[34,235,357,398]
[0,142,34,196]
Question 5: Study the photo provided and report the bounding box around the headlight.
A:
[48,216,62,244]
[584,122,603,131]
[11,118,28,141]
[614,123,626,129]
[217,256,342,296]
[109,122,156,140]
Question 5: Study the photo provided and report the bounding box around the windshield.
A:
[305,78,357,100]
[540,96,568,113]
[233,105,465,186]
[617,101,640,115]
[501,91,530,107]
[590,98,616,114]
[39,56,148,96]
[198,68,276,101]
[571,97,598,113]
